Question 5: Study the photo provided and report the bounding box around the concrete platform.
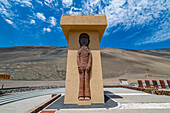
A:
[39,88,170,113]
[46,95,118,110]
[0,88,170,113]
[0,95,51,113]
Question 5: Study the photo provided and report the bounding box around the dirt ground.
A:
[0,46,170,81]
[1,75,170,88]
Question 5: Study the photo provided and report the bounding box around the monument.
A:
[60,14,107,105]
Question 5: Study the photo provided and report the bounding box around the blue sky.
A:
[0,0,169,50]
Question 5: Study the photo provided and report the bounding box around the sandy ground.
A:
[1,77,170,88]
[0,46,170,81]
[0,80,65,88]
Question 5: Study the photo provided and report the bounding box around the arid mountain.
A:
[0,46,170,81]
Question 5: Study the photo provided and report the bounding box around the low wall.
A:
[104,85,170,96]
[0,85,64,94]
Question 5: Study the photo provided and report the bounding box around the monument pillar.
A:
[60,15,107,105]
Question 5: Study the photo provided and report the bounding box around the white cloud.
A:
[79,0,169,30]
[136,21,170,45]
[49,17,57,27]
[11,0,33,7]
[62,0,73,7]
[5,19,13,25]
[30,19,35,24]
[36,0,43,6]
[44,0,53,6]
[57,27,62,31]
[21,0,33,7]
[44,0,58,8]
[43,27,51,32]
[0,0,11,8]
[45,0,53,4]
[0,0,15,19]
[89,0,100,7]
[77,0,169,44]
[0,0,169,45]
[69,7,82,14]
[36,13,46,21]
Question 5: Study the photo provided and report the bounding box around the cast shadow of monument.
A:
[104,91,123,103]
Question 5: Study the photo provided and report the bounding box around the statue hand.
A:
[78,66,83,73]
[87,67,91,72]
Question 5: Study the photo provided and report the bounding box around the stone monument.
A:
[77,33,92,101]
[60,14,107,105]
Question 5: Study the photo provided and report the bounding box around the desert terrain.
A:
[0,46,170,83]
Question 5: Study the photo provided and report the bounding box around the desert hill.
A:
[0,46,170,81]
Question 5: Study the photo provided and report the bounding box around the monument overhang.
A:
[60,15,107,43]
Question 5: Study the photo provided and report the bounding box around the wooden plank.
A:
[0,74,11,79]
[26,94,61,113]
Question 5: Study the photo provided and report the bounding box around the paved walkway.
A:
[0,95,51,113]
[40,88,170,113]
[0,88,65,105]
[0,88,170,113]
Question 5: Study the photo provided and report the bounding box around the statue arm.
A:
[77,49,83,73]
[87,51,92,68]
[77,50,81,67]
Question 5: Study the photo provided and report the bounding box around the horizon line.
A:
[0,45,170,51]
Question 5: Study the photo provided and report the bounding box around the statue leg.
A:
[84,68,91,99]
[78,68,85,99]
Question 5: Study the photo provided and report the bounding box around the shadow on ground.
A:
[104,91,123,99]
[46,91,122,110]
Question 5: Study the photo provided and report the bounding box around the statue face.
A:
[79,33,90,46]
[80,37,89,46]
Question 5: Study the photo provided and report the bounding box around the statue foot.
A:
[84,97,91,101]
[78,97,85,101]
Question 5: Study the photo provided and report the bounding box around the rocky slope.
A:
[0,46,170,80]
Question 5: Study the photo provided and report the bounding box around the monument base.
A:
[44,95,118,110]
[78,100,91,105]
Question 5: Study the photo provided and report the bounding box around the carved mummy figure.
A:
[77,33,92,101]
